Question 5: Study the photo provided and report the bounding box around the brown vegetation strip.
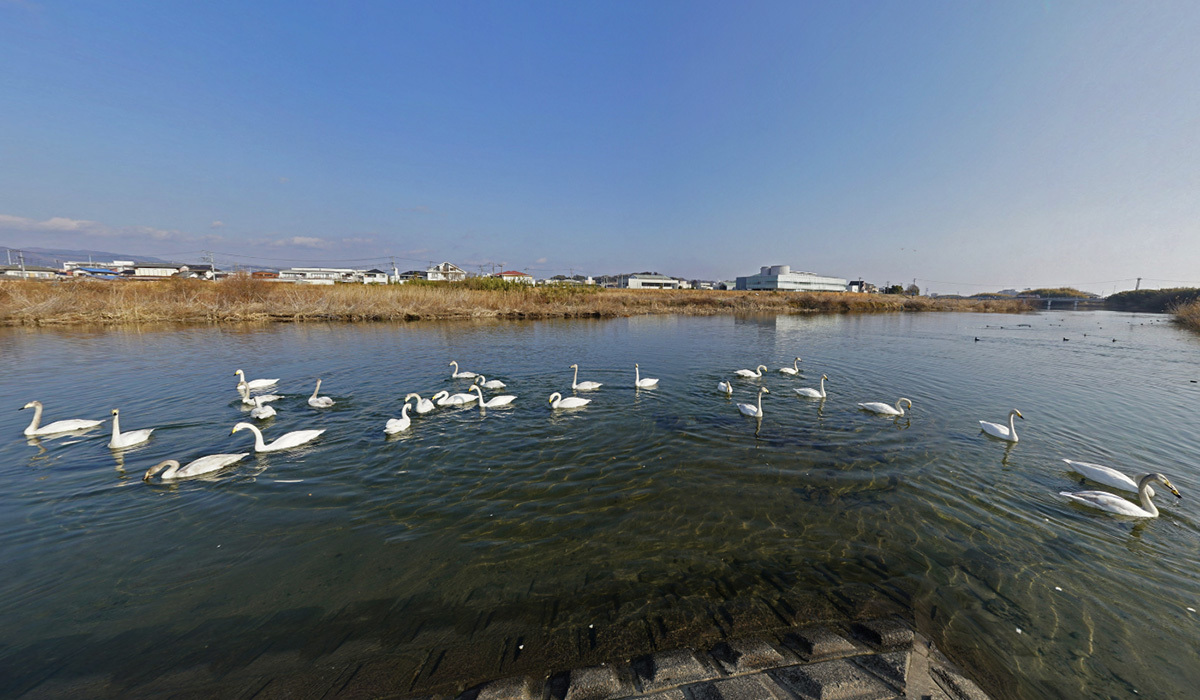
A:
[1173,299,1200,331]
[0,279,1033,326]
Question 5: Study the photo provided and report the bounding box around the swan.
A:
[858,397,913,416]
[385,404,412,434]
[1060,472,1181,518]
[108,409,154,448]
[234,369,279,391]
[405,393,436,414]
[980,409,1023,442]
[238,383,282,405]
[735,365,768,379]
[548,392,590,409]
[231,422,325,452]
[634,363,659,388]
[1062,458,1155,497]
[779,357,803,375]
[438,389,478,406]
[143,453,249,482]
[249,396,276,420]
[569,364,603,391]
[794,374,828,399]
[470,385,516,408]
[449,360,478,379]
[474,375,507,390]
[737,387,769,417]
[717,380,733,396]
[20,401,103,436]
[308,379,335,408]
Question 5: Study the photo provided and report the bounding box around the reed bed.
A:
[1172,299,1200,331]
[0,278,1033,326]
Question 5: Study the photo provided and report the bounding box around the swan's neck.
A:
[635,366,640,382]
[818,376,826,397]
[758,391,764,412]
[246,425,267,450]
[573,366,579,386]
[401,404,410,418]
[24,404,43,433]
[1008,412,1018,440]
[112,413,121,438]
[311,381,321,399]
[1138,479,1159,516]
[793,359,800,371]
[894,400,904,414]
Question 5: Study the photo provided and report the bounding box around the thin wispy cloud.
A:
[210,220,224,229]
[0,213,221,244]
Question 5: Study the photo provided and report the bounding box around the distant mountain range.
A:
[1,247,172,269]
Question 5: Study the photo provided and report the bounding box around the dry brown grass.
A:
[1172,299,1200,331]
[0,278,1034,326]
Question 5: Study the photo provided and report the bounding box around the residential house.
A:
[426,262,467,282]
[496,270,535,285]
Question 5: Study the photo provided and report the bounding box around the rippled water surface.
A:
[2,311,1198,699]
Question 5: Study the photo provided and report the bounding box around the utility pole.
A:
[5,248,10,265]
[18,251,26,278]
[1135,277,1142,290]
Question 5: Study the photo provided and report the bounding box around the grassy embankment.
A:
[0,277,1033,326]
[1106,287,1200,332]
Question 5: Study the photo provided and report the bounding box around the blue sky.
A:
[2,1,1199,293]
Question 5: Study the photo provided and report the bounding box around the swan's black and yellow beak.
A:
[1016,411,1025,420]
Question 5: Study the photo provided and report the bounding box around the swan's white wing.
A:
[979,421,1011,438]
[1060,490,1153,517]
[736,403,759,416]
[35,419,104,435]
[795,388,821,397]
[175,453,249,479]
[858,402,895,414]
[576,381,603,391]
[385,418,411,434]
[1062,459,1148,495]
[112,428,155,447]
[485,395,517,407]
[266,429,325,451]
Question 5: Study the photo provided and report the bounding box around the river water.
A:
[1,311,1197,699]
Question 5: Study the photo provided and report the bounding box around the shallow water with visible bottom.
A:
[1,311,1198,699]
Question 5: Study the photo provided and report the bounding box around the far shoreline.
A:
[0,278,1035,327]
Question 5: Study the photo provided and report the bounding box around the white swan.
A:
[249,396,276,420]
[143,454,249,482]
[735,364,768,379]
[308,379,335,408]
[1062,458,1155,497]
[737,387,769,417]
[238,383,282,405]
[405,392,436,414]
[980,409,1023,442]
[717,380,733,396]
[234,369,279,391]
[570,364,603,391]
[858,397,913,416]
[108,409,154,448]
[548,392,590,409]
[1060,472,1181,518]
[474,375,507,390]
[231,422,325,452]
[438,389,479,406]
[470,385,516,408]
[20,401,103,436]
[779,357,802,375]
[449,360,478,379]
[634,363,659,388]
[385,404,412,434]
[794,374,828,399]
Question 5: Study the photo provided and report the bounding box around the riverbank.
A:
[1174,299,1200,331]
[0,279,1032,325]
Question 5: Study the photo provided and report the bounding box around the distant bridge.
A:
[1038,297,1106,310]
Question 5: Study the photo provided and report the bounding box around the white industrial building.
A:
[278,267,389,284]
[620,273,684,290]
[735,265,848,292]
